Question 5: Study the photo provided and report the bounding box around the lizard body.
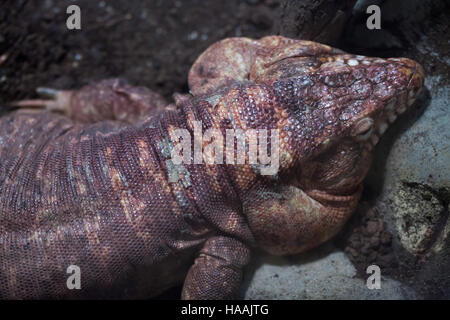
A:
[0,36,424,299]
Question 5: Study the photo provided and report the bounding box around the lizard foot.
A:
[10,87,73,115]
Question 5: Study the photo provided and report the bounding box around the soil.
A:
[0,0,278,113]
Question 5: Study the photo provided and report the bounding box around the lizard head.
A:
[190,36,424,255]
[255,41,425,196]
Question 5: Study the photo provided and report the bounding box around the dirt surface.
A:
[0,0,278,112]
[0,0,449,299]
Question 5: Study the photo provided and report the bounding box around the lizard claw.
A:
[10,87,72,114]
[35,87,60,99]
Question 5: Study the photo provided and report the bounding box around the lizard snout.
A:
[367,58,425,149]
[388,57,425,114]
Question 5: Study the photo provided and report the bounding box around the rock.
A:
[240,244,420,300]
[390,182,444,254]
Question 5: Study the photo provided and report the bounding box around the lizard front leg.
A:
[181,236,250,300]
[11,78,168,124]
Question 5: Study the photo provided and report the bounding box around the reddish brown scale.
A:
[0,36,424,299]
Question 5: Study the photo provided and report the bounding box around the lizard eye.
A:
[353,118,374,140]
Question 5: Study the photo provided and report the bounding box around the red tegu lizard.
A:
[0,36,424,299]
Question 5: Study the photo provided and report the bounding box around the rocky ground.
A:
[0,0,448,299]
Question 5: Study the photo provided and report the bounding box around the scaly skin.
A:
[0,36,424,299]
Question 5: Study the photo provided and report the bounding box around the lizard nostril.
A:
[407,67,425,107]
